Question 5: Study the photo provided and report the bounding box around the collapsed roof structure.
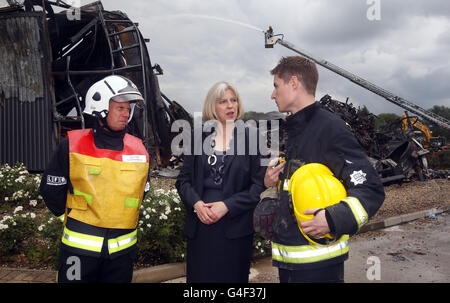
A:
[0,0,192,172]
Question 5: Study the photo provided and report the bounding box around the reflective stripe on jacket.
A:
[62,226,137,255]
[272,235,349,264]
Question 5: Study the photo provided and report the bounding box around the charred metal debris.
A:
[259,96,449,185]
[0,0,192,173]
[318,95,449,184]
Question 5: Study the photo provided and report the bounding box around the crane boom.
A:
[265,27,450,131]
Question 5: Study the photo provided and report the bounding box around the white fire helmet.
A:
[83,75,144,122]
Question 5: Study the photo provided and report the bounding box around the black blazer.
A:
[175,122,266,239]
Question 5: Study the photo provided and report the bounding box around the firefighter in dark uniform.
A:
[40,75,150,282]
[264,56,385,283]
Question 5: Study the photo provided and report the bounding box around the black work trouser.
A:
[278,262,344,283]
[57,248,134,283]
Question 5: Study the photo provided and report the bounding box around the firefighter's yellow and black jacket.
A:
[40,126,149,259]
[272,102,385,270]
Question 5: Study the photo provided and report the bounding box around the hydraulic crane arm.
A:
[264,26,450,131]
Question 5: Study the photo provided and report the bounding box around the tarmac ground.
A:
[1,207,448,283]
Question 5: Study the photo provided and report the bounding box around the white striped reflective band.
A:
[108,230,137,254]
[343,196,368,230]
[61,227,104,252]
[57,214,65,222]
[272,236,349,264]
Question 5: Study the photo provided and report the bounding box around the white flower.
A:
[38,225,44,231]
[13,206,23,214]
[29,200,37,207]
[14,175,26,183]
[4,197,8,201]
[159,214,168,220]
[146,224,151,228]
[1,215,13,222]
[30,213,36,219]
[173,197,180,204]
[145,214,150,219]
[0,223,9,230]
[155,189,165,196]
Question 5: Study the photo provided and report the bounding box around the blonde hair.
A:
[202,81,244,121]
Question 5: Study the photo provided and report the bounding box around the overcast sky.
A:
[72,1,450,115]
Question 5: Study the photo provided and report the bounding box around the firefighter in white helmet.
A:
[40,75,150,282]
[264,56,385,283]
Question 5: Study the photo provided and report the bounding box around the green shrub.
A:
[37,214,64,267]
[0,209,38,255]
[0,162,44,211]
[137,187,186,264]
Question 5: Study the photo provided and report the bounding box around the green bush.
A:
[0,210,38,255]
[0,162,44,211]
[137,187,186,264]
[36,214,64,267]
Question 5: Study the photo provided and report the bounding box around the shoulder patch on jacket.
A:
[46,175,67,186]
[350,170,367,185]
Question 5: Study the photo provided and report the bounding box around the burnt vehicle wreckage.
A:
[0,3,448,184]
[0,0,192,174]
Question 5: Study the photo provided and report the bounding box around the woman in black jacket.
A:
[175,81,266,283]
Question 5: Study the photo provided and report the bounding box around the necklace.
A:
[208,154,217,166]
[207,137,217,166]
[206,135,227,185]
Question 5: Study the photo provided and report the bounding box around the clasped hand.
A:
[194,201,228,225]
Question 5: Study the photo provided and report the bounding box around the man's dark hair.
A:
[270,56,319,96]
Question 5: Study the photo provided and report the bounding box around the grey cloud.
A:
[97,0,450,115]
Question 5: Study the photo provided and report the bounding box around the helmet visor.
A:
[110,92,144,103]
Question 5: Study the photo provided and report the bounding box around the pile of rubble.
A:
[319,95,449,184]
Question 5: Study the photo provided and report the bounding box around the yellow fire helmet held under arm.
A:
[288,163,347,246]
